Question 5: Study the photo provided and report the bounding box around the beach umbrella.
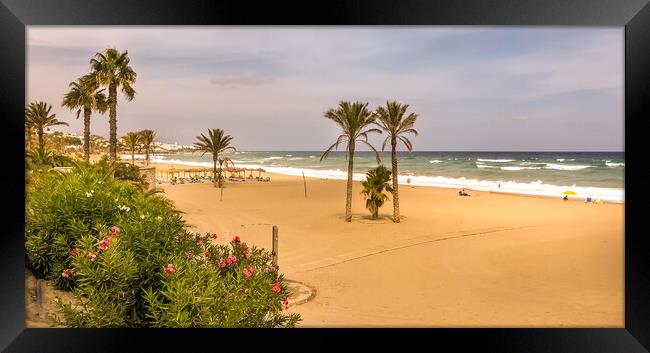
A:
[563,190,577,195]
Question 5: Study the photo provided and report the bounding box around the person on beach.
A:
[563,195,568,201]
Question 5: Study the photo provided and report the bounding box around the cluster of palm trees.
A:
[121,129,156,165]
[26,47,140,168]
[321,100,419,223]
[61,48,137,163]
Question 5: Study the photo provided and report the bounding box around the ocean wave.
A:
[501,166,542,171]
[477,159,515,163]
[556,158,576,162]
[545,163,590,171]
[429,160,442,163]
[150,155,623,202]
[476,164,498,169]
[605,161,625,167]
[267,156,284,160]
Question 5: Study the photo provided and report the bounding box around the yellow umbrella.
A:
[563,190,577,195]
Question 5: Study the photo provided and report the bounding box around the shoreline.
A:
[145,159,624,205]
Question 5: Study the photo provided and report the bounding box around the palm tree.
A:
[193,128,236,188]
[361,165,393,220]
[122,131,141,165]
[25,101,69,151]
[320,101,381,222]
[90,48,137,162]
[61,74,108,163]
[217,156,235,186]
[139,129,156,165]
[374,101,419,223]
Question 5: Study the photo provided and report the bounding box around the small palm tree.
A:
[194,128,236,188]
[122,131,141,165]
[374,101,419,223]
[61,74,108,163]
[320,101,381,222]
[25,101,69,151]
[90,48,137,162]
[217,156,235,186]
[139,129,156,165]
[361,165,393,220]
[26,147,74,171]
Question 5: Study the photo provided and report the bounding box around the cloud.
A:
[26,27,623,151]
[209,74,276,87]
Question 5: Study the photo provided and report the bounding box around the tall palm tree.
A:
[320,101,381,222]
[193,128,236,188]
[122,131,141,165]
[61,74,108,163]
[139,129,156,165]
[90,48,137,162]
[25,101,69,151]
[374,101,419,223]
[361,165,393,220]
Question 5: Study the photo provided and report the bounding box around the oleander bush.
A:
[27,164,300,327]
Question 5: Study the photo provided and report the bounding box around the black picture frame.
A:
[1,0,648,352]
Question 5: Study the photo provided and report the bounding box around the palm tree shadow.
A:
[334,214,396,224]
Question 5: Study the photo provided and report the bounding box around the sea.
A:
[146,151,625,203]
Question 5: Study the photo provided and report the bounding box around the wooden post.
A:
[272,225,278,267]
[302,171,307,198]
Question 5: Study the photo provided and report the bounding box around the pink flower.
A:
[218,258,226,268]
[61,269,73,278]
[284,299,289,310]
[211,233,218,240]
[203,251,209,258]
[272,282,281,293]
[196,239,204,247]
[98,238,110,251]
[268,266,277,273]
[244,249,251,261]
[243,266,253,278]
[164,263,176,275]
[231,235,241,244]
[227,255,237,265]
[110,226,120,236]
[68,247,79,257]
[87,251,97,262]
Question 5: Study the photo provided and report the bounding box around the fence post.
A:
[272,225,278,267]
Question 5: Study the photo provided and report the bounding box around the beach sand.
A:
[156,167,624,327]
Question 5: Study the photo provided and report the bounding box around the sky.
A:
[27,27,623,151]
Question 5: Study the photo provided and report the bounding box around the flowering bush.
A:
[142,234,299,328]
[25,163,183,291]
[29,164,300,327]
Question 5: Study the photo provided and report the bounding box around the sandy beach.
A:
[154,165,624,327]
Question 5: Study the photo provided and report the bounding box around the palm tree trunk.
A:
[345,141,355,222]
[83,107,91,164]
[145,146,150,166]
[108,83,117,162]
[131,148,135,164]
[391,137,400,223]
[213,155,218,188]
[38,128,44,151]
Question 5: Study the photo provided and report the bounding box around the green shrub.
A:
[143,235,300,328]
[25,163,180,289]
[29,164,300,327]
